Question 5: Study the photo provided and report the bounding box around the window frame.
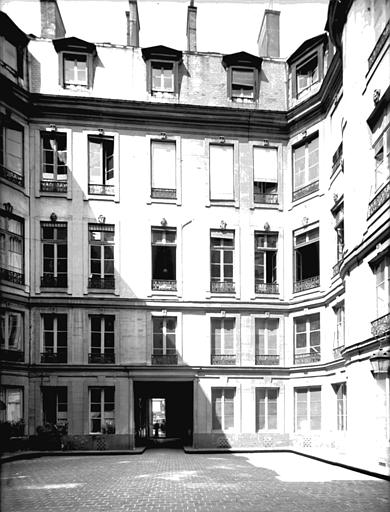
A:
[0,310,23,352]
[373,125,390,192]
[150,139,177,199]
[40,131,68,192]
[88,135,115,196]
[41,221,68,288]
[0,121,24,187]
[290,47,324,99]
[41,314,68,363]
[42,387,68,429]
[295,386,321,431]
[89,315,115,363]
[253,145,279,205]
[254,231,278,294]
[255,317,279,358]
[210,229,235,293]
[152,316,177,356]
[88,223,115,290]
[256,387,278,431]
[292,133,319,201]
[229,66,258,100]
[211,387,235,431]
[89,387,115,434]
[210,317,236,365]
[0,208,24,285]
[209,143,235,202]
[334,382,347,431]
[294,313,321,364]
[374,255,390,318]
[293,225,320,292]
[0,387,23,424]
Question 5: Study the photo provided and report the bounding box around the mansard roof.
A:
[0,11,29,47]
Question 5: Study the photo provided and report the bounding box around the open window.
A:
[293,226,320,292]
[88,135,114,195]
[151,227,177,291]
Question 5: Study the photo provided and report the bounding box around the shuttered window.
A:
[209,144,234,200]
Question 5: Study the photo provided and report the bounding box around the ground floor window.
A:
[334,382,347,431]
[256,388,278,431]
[212,387,235,431]
[0,387,23,425]
[42,387,68,431]
[295,386,321,431]
[89,387,115,434]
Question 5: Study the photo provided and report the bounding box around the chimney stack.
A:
[257,9,280,58]
[40,0,65,39]
[186,0,197,52]
[126,0,140,47]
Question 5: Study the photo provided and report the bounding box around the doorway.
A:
[134,381,193,447]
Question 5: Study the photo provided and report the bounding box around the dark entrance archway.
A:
[134,380,193,447]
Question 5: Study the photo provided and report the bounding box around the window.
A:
[89,315,115,364]
[53,37,96,89]
[142,46,182,95]
[254,232,278,294]
[255,318,279,365]
[0,122,24,186]
[334,382,347,431]
[296,56,318,94]
[0,209,24,285]
[256,388,278,431]
[211,317,236,365]
[0,387,23,425]
[294,226,320,292]
[0,29,25,82]
[212,388,235,431]
[295,387,321,431]
[151,141,176,199]
[88,136,114,195]
[209,144,234,201]
[41,222,67,288]
[292,135,319,200]
[152,316,177,364]
[210,230,235,293]
[231,68,255,98]
[375,256,390,318]
[333,305,345,358]
[294,313,320,364]
[373,126,390,191]
[41,132,67,193]
[152,62,174,92]
[89,387,115,434]
[151,227,176,291]
[88,224,115,289]
[41,314,67,363]
[222,51,261,101]
[253,147,278,204]
[0,311,23,361]
[42,387,67,431]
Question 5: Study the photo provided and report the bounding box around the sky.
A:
[1,0,330,58]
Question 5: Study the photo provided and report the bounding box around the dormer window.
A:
[222,52,262,102]
[53,37,96,90]
[0,12,28,83]
[142,46,182,95]
[296,55,319,94]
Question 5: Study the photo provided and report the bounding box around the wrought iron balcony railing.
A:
[211,354,236,365]
[368,18,390,70]
[255,282,279,294]
[294,352,321,364]
[41,351,67,363]
[367,181,390,218]
[210,280,235,293]
[293,275,320,293]
[371,312,390,337]
[151,354,178,365]
[88,352,115,364]
[255,354,280,365]
[0,349,24,362]
[0,165,24,186]
[333,346,344,360]
[151,188,177,199]
[292,180,319,201]
[254,193,278,205]
[152,279,177,291]
[40,180,68,193]
[88,184,115,196]
[41,275,68,288]
[88,276,115,289]
[0,268,24,285]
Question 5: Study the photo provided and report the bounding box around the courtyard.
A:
[1,450,389,512]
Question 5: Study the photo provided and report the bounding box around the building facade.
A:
[0,0,389,467]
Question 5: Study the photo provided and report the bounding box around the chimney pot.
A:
[186,1,197,52]
[258,9,280,58]
[40,0,65,39]
[126,0,140,47]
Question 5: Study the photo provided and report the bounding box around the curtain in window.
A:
[209,145,234,200]
[6,389,22,423]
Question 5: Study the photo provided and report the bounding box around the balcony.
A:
[0,349,24,362]
[0,165,24,186]
[293,276,320,293]
[152,279,177,292]
[88,184,115,196]
[294,352,321,365]
[41,351,67,363]
[41,275,68,288]
[88,276,115,289]
[0,268,24,285]
[368,19,390,70]
[211,280,235,293]
[88,352,115,364]
[151,188,176,199]
[367,181,390,218]
[40,180,68,193]
[331,143,343,176]
[254,193,278,205]
[211,354,236,365]
[151,354,178,365]
[371,313,390,337]
[293,180,319,201]
[255,282,279,294]
[333,346,344,360]
[255,354,280,365]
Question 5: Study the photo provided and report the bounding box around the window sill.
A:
[367,180,390,219]
[207,200,238,208]
[39,287,69,293]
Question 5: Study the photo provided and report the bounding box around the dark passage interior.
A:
[134,381,193,447]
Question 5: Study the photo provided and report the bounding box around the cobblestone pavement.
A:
[1,450,389,512]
